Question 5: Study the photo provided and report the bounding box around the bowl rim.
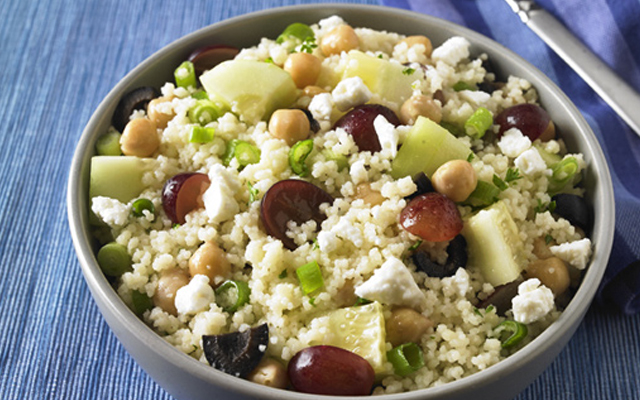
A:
[67,3,615,399]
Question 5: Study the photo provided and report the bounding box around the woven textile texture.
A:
[0,0,638,399]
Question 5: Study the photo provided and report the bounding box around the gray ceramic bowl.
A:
[67,4,615,400]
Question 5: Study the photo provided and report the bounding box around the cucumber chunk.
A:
[89,156,156,203]
[461,201,525,286]
[305,302,387,374]
[343,51,422,107]
[390,116,473,179]
[199,60,297,123]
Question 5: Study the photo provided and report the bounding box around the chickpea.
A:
[431,159,477,202]
[188,242,231,288]
[246,358,288,389]
[334,279,358,307]
[400,35,433,57]
[268,109,310,146]
[153,268,190,316]
[302,85,328,98]
[400,94,442,125]
[538,120,556,142]
[532,236,554,260]
[284,53,322,89]
[146,97,175,129]
[354,182,385,206]
[386,307,432,348]
[526,256,570,296]
[120,117,159,157]
[321,25,359,56]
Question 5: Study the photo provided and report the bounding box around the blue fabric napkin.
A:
[383,0,640,314]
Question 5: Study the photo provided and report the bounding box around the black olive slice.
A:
[112,86,160,132]
[203,323,269,378]
[551,193,592,234]
[405,172,435,201]
[299,108,320,133]
[477,276,524,316]
[412,234,467,278]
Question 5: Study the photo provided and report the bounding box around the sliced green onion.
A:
[276,22,315,44]
[439,121,465,137]
[215,280,251,313]
[247,181,259,204]
[191,90,209,100]
[278,269,288,279]
[321,149,348,171]
[453,81,477,91]
[95,130,122,156]
[131,198,155,217]
[174,60,197,89]
[550,156,579,190]
[387,343,425,377]
[494,320,528,348]
[189,126,215,143]
[97,242,132,277]
[289,139,314,176]
[296,260,324,295]
[131,290,153,316]
[188,99,221,125]
[223,140,261,169]
[464,107,493,139]
[235,141,261,168]
[465,180,500,207]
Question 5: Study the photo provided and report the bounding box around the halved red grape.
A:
[495,103,551,140]
[400,192,463,242]
[288,345,375,395]
[162,172,210,224]
[332,104,400,152]
[188,45,240,76]
[260,180,333,250]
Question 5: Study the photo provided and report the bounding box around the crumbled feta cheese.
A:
[203,165,240,224]
[355,257,426,308]
[515,147,548,175]
[511,278,554,324]
[331,76,372,111]
[442,268,471,298]
[91,196,130,227]
[431,36,470,65]
[550,238,592,270]
[459,90,491,105]
[308,93,334,121]
[175,274,215,315]
[497,128,531,158]
[349,159,368,184]
[373,115,399,158]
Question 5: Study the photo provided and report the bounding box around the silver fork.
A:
[505,0,640,138]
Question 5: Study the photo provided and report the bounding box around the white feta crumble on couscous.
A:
[511,279,555,324]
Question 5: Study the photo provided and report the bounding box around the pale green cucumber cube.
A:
[89,156,156,203]
[307,302,388,374]
[199,60,297,123]
[343,50,422,106]
[390,116,473,179]
[461,201,525,286]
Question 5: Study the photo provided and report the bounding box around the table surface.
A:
[1,0,638,399]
